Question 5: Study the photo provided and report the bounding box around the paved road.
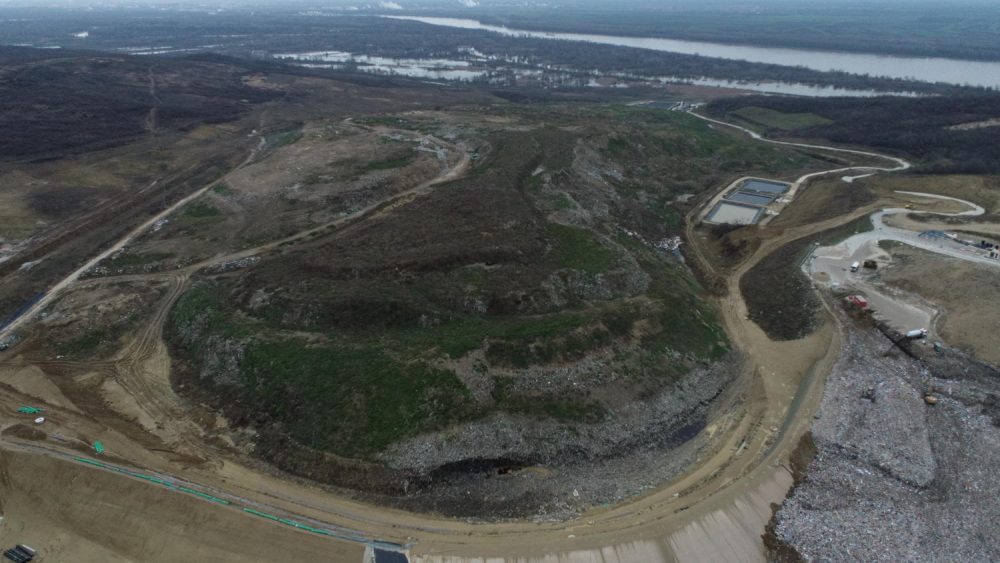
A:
[813,192,997,275]
[689,111,911,174]
[688,111,910,227]
[809,191,998,332]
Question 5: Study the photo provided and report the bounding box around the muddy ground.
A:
[0,450,363,563]
[876,243,1000,367]
[3,49,997,561]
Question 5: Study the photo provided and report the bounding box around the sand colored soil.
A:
[0,450,363,563]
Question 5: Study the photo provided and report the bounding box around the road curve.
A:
[1,113,919,563]
[0,136,265,341]
[688,111,911,173]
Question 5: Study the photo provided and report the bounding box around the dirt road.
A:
[0,135,264,341]
[689,111,911,175]
[808,191,997,336]
[0,131,465,342]
[0,446,367,563]
[0,115,912,562]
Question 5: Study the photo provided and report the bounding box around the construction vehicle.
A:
[16,406,42,415]
[845,295,869,309]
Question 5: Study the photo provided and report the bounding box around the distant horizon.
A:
[1,0,996,8]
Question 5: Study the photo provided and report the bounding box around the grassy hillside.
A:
[708,95,1000,174]
[165,105,829,472]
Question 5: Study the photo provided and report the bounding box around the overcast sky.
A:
[0,0,983,7]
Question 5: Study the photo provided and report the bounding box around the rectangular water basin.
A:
[706,201,764,225]
[725,191,775,206]
[741,179,789,195]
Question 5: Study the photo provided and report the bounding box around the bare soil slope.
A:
[159,106,835,516]
[878,244,1000,366]
[0,450,363,563]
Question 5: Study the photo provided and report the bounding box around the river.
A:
[387,16,1000,89]
[275,50,914,97]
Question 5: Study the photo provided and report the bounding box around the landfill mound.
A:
[769,308,1000,561]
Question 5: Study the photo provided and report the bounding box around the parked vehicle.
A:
[846,295,869,309]
[3,545,37,563]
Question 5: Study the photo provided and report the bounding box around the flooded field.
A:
[275,51,488,81]
[391,16,1000,89]
[273,50,917,97]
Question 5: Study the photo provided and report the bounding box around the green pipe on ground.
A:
[73,457,229,504]
[72,457,390,546]
[243,508,282,522]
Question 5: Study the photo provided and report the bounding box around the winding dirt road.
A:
[1,115,915,562]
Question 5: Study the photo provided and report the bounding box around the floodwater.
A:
[275,51,488,81]
[274,50,916,97]
[651,76,916,98]
[389,16,1000,89]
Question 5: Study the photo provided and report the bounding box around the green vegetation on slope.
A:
[183,200,221,218]
[211,182,233,195]
[742,215,873,340]
[546,223,618,274]
[360,153,414,172]
[265,127,303,151]
[242,340,472,456]
[169,284,602,455]
[732,107,832,131]
[709,95,1000,174]
[165,104,828,465]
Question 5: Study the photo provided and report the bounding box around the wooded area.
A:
[709,95,1000,173]
[0,9,978,96]
[471,4,1000,62]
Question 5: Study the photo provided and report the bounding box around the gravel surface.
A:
[771,307,1000,561]
[375,353,745,519]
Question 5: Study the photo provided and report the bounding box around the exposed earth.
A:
[1,46,999,563]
